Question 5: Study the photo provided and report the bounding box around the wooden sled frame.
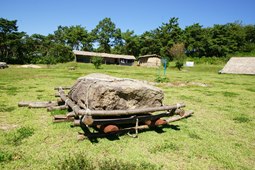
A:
[18,87,194,139]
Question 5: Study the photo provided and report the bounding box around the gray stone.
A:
[0,62,8,69]
[68,73,164,110]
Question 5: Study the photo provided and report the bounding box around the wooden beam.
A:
[78,104,185,116]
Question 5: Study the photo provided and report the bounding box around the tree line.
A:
[0,17,255,64]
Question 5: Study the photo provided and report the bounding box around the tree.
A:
[53,25,92,51]
[169,43,186,70]
[242,25,255,52]
[112,29,140,57]
[91,18,119,53]
[0,18,27,63]
[156,17,183,59]
[184,23,206,57]
[140,30,161,55]
[91,56,103,69]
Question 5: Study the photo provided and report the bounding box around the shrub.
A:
[91,56,103,69]
[155,76,169,83]
[188,56,229,65]
[175,60,184,70]
[0,150,13,163]
[169,43,186,70]
[233,116,251,123]
[6,127,34,146]
[56,153,162,170]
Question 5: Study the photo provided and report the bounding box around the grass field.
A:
[0,63,254,169]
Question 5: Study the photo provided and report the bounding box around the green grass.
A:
[0,62,254,169]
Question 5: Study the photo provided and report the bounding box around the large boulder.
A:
[0,62,8,69]
[68,73,164,110]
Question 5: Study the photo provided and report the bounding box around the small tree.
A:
[169,43,186,70]
[91,56,103,69]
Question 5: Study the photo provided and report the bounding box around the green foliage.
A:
[54,25,93,51]
[150,142,179,153]
[188,132,202,140]
[1,17,255,65]
[188,56,229,65]
[6,127,34,146]
[175,60,184,70]
[223,92,239,97]
[0,18,27,64]
[91,56,103,69]
[0,150,13,163]
[169,43,186,70]
[0,104,15,112]
[233,116,251,123]
[56,153,161,170]
[91,17,120,53]
[155,75,169,83]
[56,153,95,170]
[50,109,67,116]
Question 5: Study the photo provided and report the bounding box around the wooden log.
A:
[53,115,74,123]
[166,110,193,123]
[78,104,185,117]
[47,105,68,111]
[58,87,80,114]
[54,87,71,90]
[18,101,57,107]
[18,101,31,107]
[73,119,80,126]
[81,115,94,125]
[66,111,75,117]
[89,112,173,126]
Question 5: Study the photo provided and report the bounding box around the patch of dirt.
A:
[0,124,17,131]
[19,64,42,68]
[153,81,210,87]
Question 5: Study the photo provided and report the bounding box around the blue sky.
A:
[1,0,255,35]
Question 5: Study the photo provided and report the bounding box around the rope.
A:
[176,103,184,116]
[85,81,95,110]
[176,103,181,109]
[127,118,139,138]
[85,108,91,116]
[84,81,96,116]
[65,98,70,106]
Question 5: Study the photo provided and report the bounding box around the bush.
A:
[0,150,13,163]
[6,127,34,146]
[56,153,162,170]
[169,43,186,70]
[91,56,103,69]
[175,60,183,70]
[155,76,169,83]
[188,56,229,65]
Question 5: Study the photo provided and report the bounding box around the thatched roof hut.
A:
[219,57,255,75]
[138,54,161,67]
[73,50,135,66]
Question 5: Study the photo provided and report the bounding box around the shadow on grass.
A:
[82,124,181,143]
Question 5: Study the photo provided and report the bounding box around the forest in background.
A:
[0,17,255,64]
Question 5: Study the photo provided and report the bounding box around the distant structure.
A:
[219,57,255,75]
[138,54,161,67]
[73,50,135,66]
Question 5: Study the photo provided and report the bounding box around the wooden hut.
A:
[138,54,161,67]
[73,50,135,66]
